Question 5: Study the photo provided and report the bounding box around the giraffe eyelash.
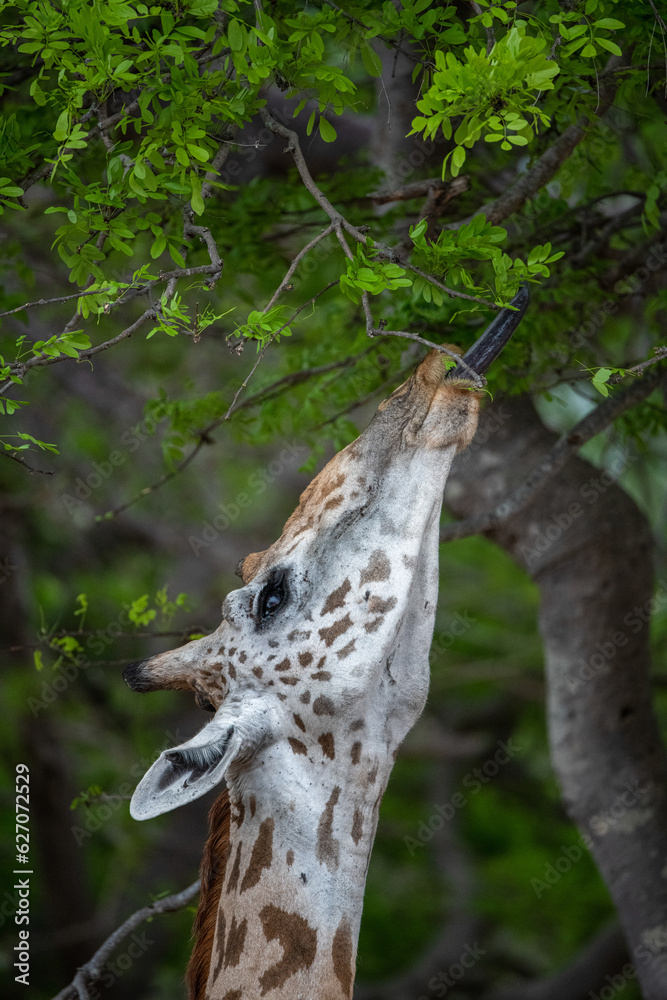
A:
[256,569,288,622]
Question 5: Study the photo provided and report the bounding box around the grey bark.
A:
[484,923,629,1000]
[445,394,667,999]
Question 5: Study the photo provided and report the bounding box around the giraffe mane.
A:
[187,788,231,1000]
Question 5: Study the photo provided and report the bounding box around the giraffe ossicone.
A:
[125,287,528,999]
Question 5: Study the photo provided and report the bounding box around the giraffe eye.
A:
[258,572,287,620]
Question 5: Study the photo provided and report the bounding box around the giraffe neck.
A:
[201,740,392,1000]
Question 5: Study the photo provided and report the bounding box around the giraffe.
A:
[124,287,529,1000]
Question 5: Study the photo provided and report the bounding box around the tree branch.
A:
[483,923,628,1000]
[402,261,502,309]
[0,309,157,396]
[369,177,466,205]
[470,1,495,56]
[365,322,486,386]
[51,880,200,1000]
[610,346,667,382]
[0,450,55,474]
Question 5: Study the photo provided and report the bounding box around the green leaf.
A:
[594,17,624,29]
[596,37,622,56]
[361,42,382,78]
[319,117,337,143]
[190,175,205,216]
[591,368,613,395]
[54,109,70,142]
[151,233,167,258]
[228,18,245,53]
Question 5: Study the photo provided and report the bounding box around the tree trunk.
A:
[445,395,667,999]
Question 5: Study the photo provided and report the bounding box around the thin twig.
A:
[369,177,466,205]
[0,288,116,320]
[4,628,210,653]
[0,309,157,396]
[440,364,667,543]
[259,108,500,313]
[470,1,495,56]
[224,280,340,416]
[224,346,269,419]
[369,328,485,385]
[51,880,200,1000]
[609,346,667,382]
[647,0,667,34]
[361,292,486,387]
[0,450,55,474]
[264,225,335,311]
[403,262,502,310]
[258,109,369,248]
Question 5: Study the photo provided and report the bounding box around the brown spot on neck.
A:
[321,578,351,616]
[360,549,391,585]
[186,789,231,1000]
[317,786,341,871]
[319,613,353,647]
[313,695,336,715]
[258,904,318,994]
[226,843,242,895]
[368,595,397,614]
[240,817,274,894]
[337,638,356,659]
[210,914,248,980]
[318,732,336,759]
[332,917,354,998]
[351,809,363,846]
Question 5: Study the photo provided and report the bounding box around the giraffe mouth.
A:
[447,284,529,380]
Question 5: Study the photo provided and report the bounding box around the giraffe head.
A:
[126,289,528,821]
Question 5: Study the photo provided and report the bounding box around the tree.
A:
[1,0,666,998]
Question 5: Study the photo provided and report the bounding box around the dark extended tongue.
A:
[447,285,530,379]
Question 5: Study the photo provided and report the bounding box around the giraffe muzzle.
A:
[123,659,155,692]
[447,284,530,380]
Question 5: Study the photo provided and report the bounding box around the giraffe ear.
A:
[130,715,238,820]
